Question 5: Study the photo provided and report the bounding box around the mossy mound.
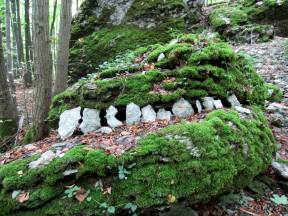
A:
[208,2,275,43]
[49,33,270,127]
[0,109,276,215]
[68,0,199,82]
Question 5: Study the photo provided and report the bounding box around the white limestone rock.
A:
[126,102,141,125]
[157,108,172,121]
[235,106,251,114]
[157,53,165,62]
[228,94,241,107]
[202,97,214,110]
[196,100,202,113]
[96,127,113,134]
[28,150,56,169]
[80,108,101,134]
[272,161,288,179]
[106,106,123,128]
[142,105,157,123]
[58,107,81,140]
[213,100,224,109]
[172,98,194,118]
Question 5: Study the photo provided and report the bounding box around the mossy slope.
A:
[0,109,276,215]
[69,0,194,82]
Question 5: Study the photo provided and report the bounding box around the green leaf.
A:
[100,202,108,208]
[86,197,92,202]
[107,206,116,214]
[270,194,288,205]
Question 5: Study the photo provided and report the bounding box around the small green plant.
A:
[64,185,81,198]
[124,203,138,216]
[270,194,288,205]
[118,165,131,180]
[99,202,116,214]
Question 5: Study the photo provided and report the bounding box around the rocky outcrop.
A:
[68,0,202,82]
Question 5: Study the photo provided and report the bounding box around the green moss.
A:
[69,25,171,82]
[0,109,275,215]
[209,6,249,31]
[22,126,38,144]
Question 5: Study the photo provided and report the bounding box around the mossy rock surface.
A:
[209,0,288,41]
[68,0,199,82]
[50,33,270,127]
[0,109,276,215]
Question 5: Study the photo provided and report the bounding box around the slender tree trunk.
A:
[0,23,18,146]
[5,0,16,92]
[24,0,33,87]
[11,0,19,77]
[76,0,79,11]
[30,0,52,142]
[50,0,58,37]
[11,0,24,65]
[54,0,72,95]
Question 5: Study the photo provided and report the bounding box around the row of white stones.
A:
[58,94,242,140]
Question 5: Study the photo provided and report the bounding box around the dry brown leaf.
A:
[103,187,112,195]
[16,191,29,203]
[167,194,176,204]
[75,188,89,202]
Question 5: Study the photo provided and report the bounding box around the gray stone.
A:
[272,161,288,179]
[172,98,194,118]
[29,150,56,169]
[12,190,21,199]
[235,106,251,114]
[157,108,172,121]
[196,100,202,113]
[213,99,224,109]
[267,102,288,112]
[96,127,113,134]
[63,169,78,176]
[141,105,157,123]
[202,97,214,110]
[126,102,141,125]
[116,135,134,146]
[58,107,81,140]
[106,106,123,128]
[228,94,241,107]
[80,108,101,134]
[157,53,165,62]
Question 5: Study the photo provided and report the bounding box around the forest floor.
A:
[7,37,288,215]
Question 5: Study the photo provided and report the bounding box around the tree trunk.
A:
[54,0,72,95]
[50,0,58,37]
[11,0,24,77]
[24,0,33,87]
[30,0,52,142]
[0,23,18,147]
[5,0,16,93]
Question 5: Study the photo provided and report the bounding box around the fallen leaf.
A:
[16,191,29,203]
[75,188,89,202]
[104,187,112,195]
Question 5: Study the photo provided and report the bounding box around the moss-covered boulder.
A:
[50,33,270,127]
[0,109,276,215]
[69,0,202,82]
[208,1,275,43]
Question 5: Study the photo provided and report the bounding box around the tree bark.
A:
[54,0,72,95]
[0,22,18,145]
[5,0,16,92]
[11,0,24,65]
[50,0,58,37]
[31,0,52,141]
[24,0,33,87]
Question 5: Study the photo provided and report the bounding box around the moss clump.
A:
[0,109,276,215]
